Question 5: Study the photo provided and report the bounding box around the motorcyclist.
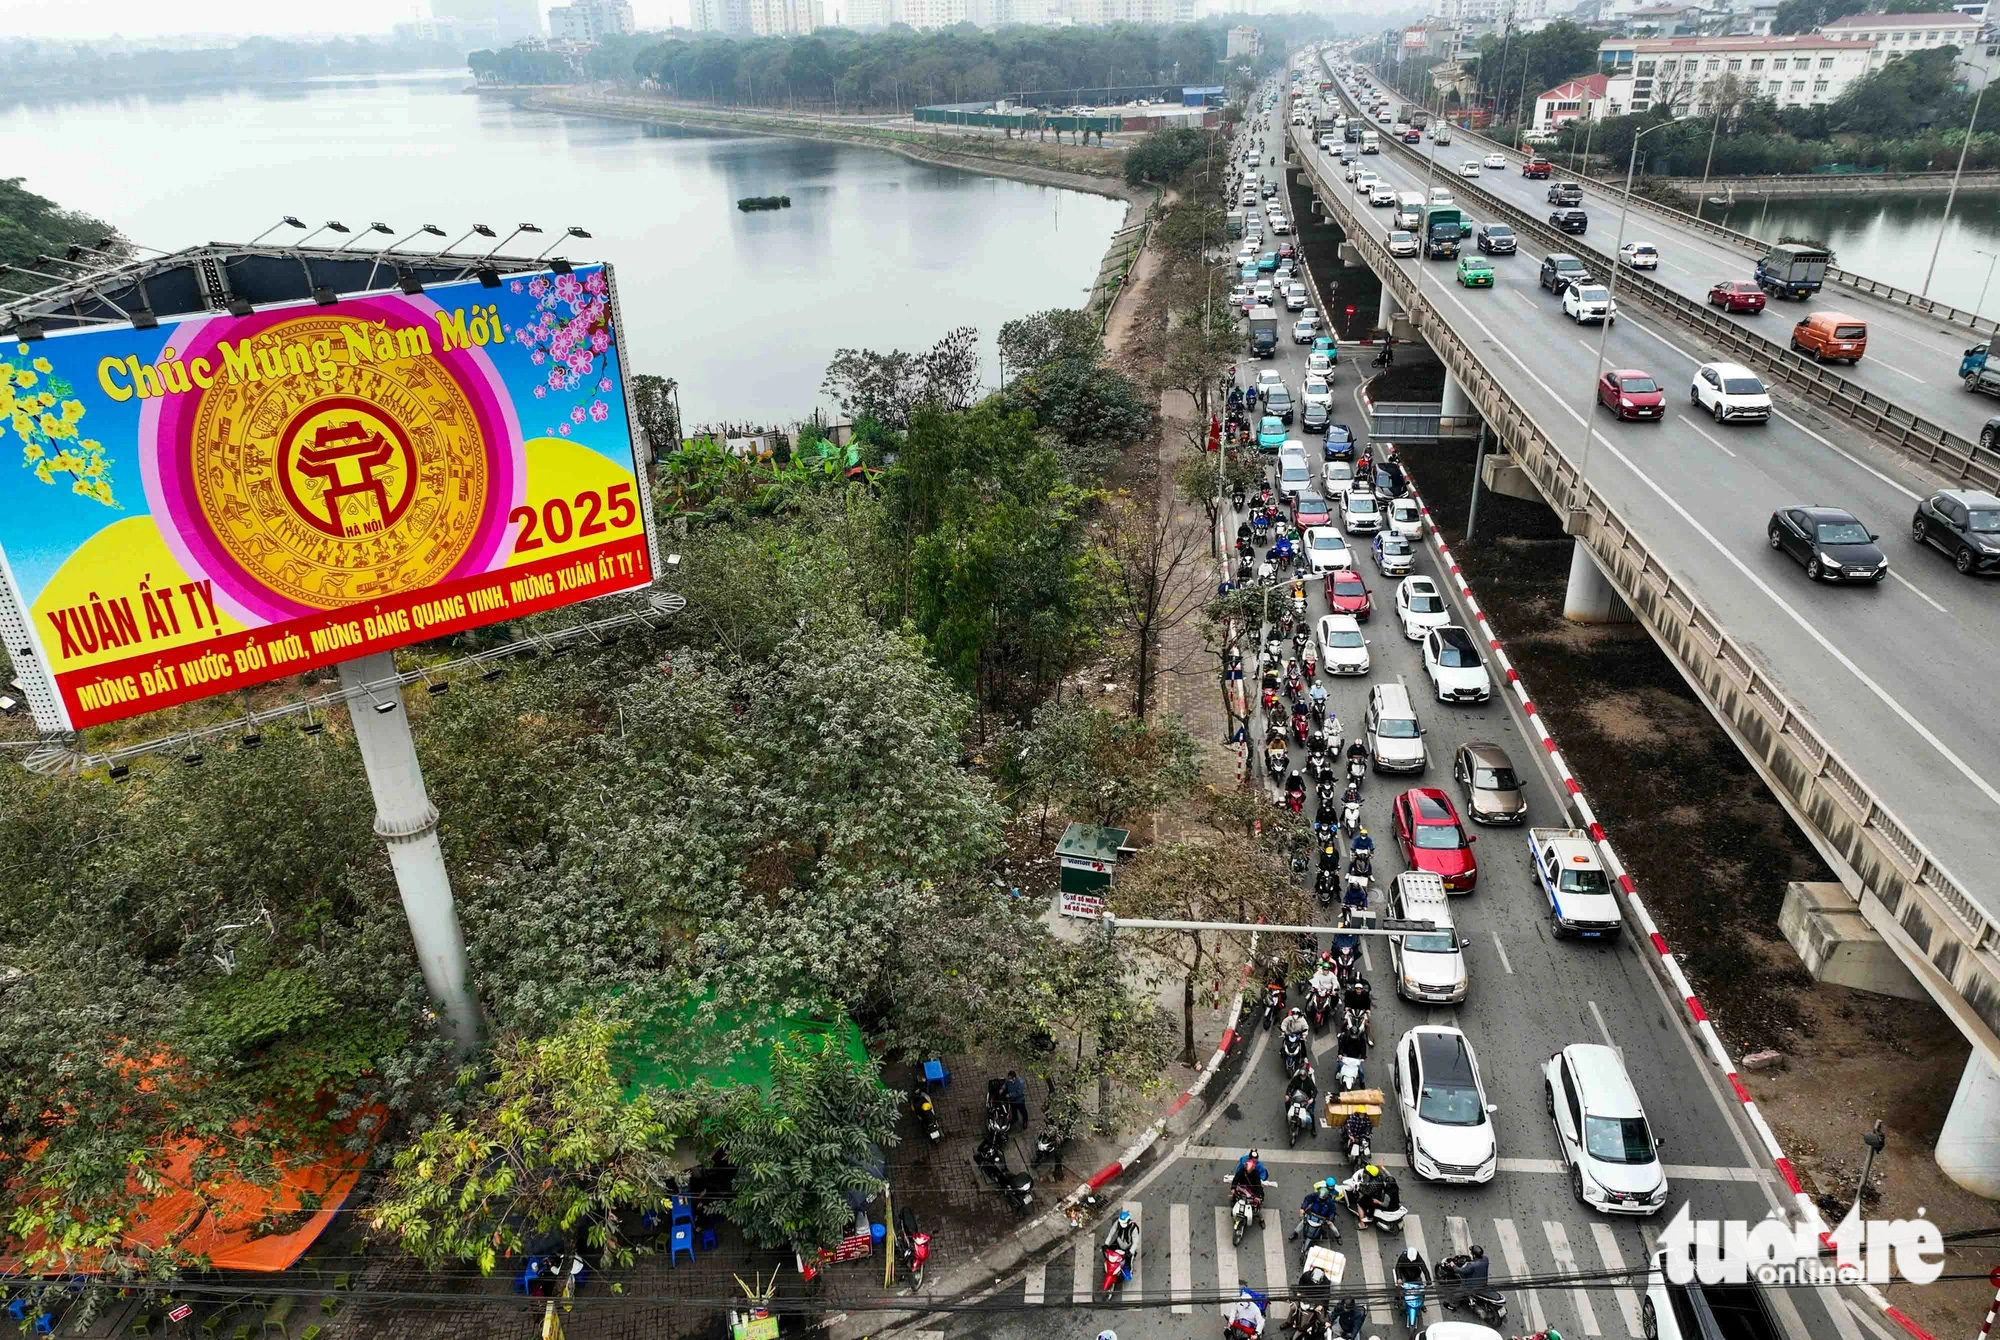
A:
[1292,1177,1341,1239]
[1342,974,1374,1016]
[1394,1246,1432,1290]
[1350,825,1374,860]
[1441,1244,1490,1310]
[1279,1006,1310,1047]
[1331,1296,1366,1340]
[1308,957,1339,1003]
[1271,531,1296,566]
[1102,1208,1138,1280]
[1231,1152,1271,1216]
[1228,1289,1268,1337]
[1308,681,1328,713]
[1342,1109,1374,1159]
[1285,1061,1317,1109]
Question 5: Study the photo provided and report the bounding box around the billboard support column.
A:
[339,650,481,1054]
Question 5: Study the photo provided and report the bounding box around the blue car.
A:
[1323,424,1355,460]
[1257,415,1288,451]
[1312,336,1339,365]
[1258,252,1280,273]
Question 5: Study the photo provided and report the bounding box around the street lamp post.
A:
[1975,248,2000,322]
[1571,119,1675,516]
[1921,58,1996,301]
[1692,90,1727,221]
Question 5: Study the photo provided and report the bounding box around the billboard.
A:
[0,264,655,730]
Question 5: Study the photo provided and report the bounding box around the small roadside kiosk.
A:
[1056,823,1135,918]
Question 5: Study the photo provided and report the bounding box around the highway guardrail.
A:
[1327,60,1999,339]
[1326,99,2000,492]
[1288,124,2000,1061]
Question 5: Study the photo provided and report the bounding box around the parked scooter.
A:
[973,1137,1033,1212]
[910,1087,942,1144]
[900,1211,932,1290]
[1031,1121,1071,1170]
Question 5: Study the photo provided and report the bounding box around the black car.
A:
[1476,224,1516,255]
[1912,488,2000,575]
[1767,505,1888,583]
[1371,458,1407,497]
[1546,182,1583,206]
[1983,415,1999,451]
[1538,253,1591,294]
[1549,209,1589,235]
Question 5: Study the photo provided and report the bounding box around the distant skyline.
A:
[0,0,690,40]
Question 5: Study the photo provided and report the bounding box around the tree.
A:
[1175,443,1261,541]
[1007,699,1201,834]
[369,1009,697,1274]
[1002,356,1156,480]
[1772,0,1866,33]
[701,1038,900,1251]
[629,373,681,459]
[1100,485,1213,720]
[998,308,1101,374]
[821,326,980,429]
[0,177,120,274]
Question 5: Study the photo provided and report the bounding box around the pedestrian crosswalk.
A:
[1038,1206,1659,1337]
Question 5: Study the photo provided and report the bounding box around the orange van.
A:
[1790,311,1868,365]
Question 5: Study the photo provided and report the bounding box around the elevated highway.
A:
[1283,69,2000,1192]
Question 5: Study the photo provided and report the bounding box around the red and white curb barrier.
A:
[1405,481,1938,1340]
[1072,949,1257,1197]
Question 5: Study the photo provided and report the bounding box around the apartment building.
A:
[547,0,635,42]
[1820,11,1991,86]
[1597,33,1877,113]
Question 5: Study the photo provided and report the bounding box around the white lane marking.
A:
[1126,1200,1144,1300]
[1592,1221,1646,1337]
[1358,1219,1391,1321]
[1589,999,1622,1060]
[1405,1211,1429,1268]
[1495,1219,1548,1334]
[1170,1201,1192,1314]
[1491,932,1515,974]
[1429,280,2000,817]
[1546,1220,1604,1336]
[1214,1206,1240,1316]
[1576,338,1603,355]
[1263,1213,1290,1318]
[1889,570,1946,612]
[1876,360,1927,385]
[1072,1232,1093,1303]
[1362,938,1374,971]
[1686,420,1738,458]
[1024,1260,1045,1304]
[1446,1213,1472,1257]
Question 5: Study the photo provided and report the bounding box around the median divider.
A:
[1320,111,2000,491]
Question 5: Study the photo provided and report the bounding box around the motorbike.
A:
[1281,1029,1309,1078]
[1333,939,1360,982]
[1266,744,1289,782]
[1338,1005,1370,1044]
[1291,711,1309,746]
[1306,742,1329,781]
[1438,1255,1507,1328]
[1237,555,1256,585]
[1293,624,1311,655]
[1346,749,1368,788]
[1371,345,1395,368]
[972,1137,1034,1212]
[1341,791,1363,837]
[1229,1184,1266,1247]
[1100,1242,1132,1298]
[1303,646,1319,678]
[1285,775,1306,814]
[910,1087,942,1144]
[983,1099,1011,1144]
[1252,514,1270,544]
[1344,868,1372,909]
[1290,589,1308,618]
[1400,1280,1426,1338]
[1031,1122,1070,1169]
[900,1212,932,1290]
[1344,1118,1374,1168]
[1315,869,1340,909]
[1285,1086,1316,1147]
[1306,985,1334,1033]
[1285,666,1305,699]
[1232,485,1247,510]
[1261,686,1280,716]
[1297,1208,1340,1261]
[1262,980,1287,1029]
[1309,696,1327,728]
[1333,1046,1365,1092]
[1336,1180,1407,1234]
[1226,1284,1271,1338]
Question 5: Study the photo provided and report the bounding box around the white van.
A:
[1366,681,1426,774]
[1544,1043,1669,1214]
[1389,872,1468,1003]
[1394,191,1425,231]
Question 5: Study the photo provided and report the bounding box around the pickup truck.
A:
[1522,158,1553,178]
[1960,335,2000,399]
[1755,243,1830,300]
[1642,1247,1782,1340]
[1528,827,1622,939]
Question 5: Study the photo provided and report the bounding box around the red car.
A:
[1294,493,1333,528]
[1522,158,1553,178]
[1325,568,1373,620]
[1280,243,1297,259]
[1393,787,1479,892]
[1596,368,1665,421]
[1708,280,1767,314]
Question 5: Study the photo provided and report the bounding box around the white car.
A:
[1228,285,1251,311]
[1544,1044,1669,1215]
[1301,306,1321,327]
[1256,369,1286,392]
[1323,458,1356,498]
[1387,230,1419,257]
[1483,151,1507,168]
[1457,160,1481,177]
[1307,352,1334,378]
[1344,162,1364,182]
[1423,625,1493,702]
[1272,217,1293,235]
[1373,529,1416,576]
[1341,490,1382,535]
[1396,574,1450,640]
[1303,374,1333,408]
[1355,174,1380,196]
[1690,361,1771,423]
[1562,282,1617,325]
[1293,316,1320,343]
[1370,186,1397,207]
[1304,526,1356,576]
[1387,496,1422,538]
[1286,282,1309,311]
[1315,611,1371,675]
[1618,241,1660,270]
[1395,1026,1498,1184]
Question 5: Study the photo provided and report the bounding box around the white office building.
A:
[547,0,636,41]
[1597,33,1877,115]
[1819,11,1991,86]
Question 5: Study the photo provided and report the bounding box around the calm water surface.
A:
[1709,190,2000,320]
[0,72,1127,425]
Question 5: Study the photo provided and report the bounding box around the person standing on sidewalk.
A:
[1004,1070,1029,1130]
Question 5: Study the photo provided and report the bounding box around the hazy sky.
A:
[0,0,688,39]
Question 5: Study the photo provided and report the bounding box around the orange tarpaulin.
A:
[3,1121,378,1276]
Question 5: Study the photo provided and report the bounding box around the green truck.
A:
[1421,204,1466,260]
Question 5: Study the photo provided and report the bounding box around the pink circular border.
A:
[138,296,524,627]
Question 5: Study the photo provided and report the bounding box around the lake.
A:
[0,72,1128,426]
[1708,189,2000,320]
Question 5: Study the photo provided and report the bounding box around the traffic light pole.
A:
[339,650,481,1054]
